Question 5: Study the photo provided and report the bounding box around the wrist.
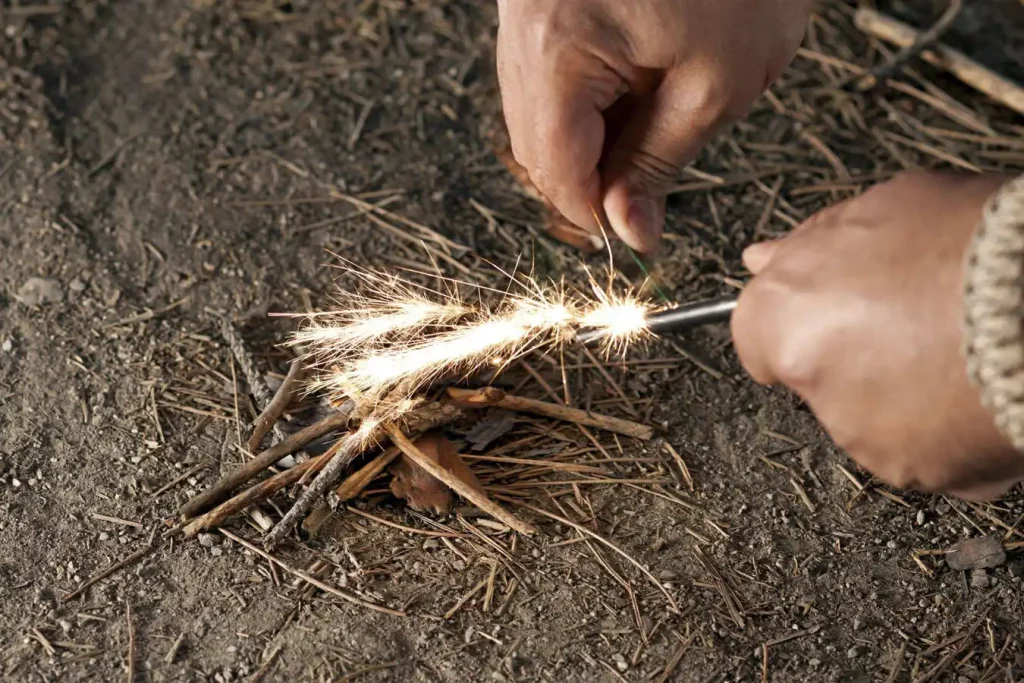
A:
[963,173,1024,452]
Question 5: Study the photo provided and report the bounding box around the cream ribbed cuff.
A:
[963,174,1024,451]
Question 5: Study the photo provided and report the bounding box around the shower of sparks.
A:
[290,260,656,424]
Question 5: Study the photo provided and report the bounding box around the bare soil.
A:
[2,2,1023,682]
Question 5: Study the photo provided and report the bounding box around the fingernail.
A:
[626,197,660,253]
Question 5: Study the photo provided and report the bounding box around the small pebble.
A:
[970,569,989,589]
[1,339,11,353]
[809,658,821,667]
[422,539,440,550]
[210,547,223,557]
[98,532,110,541]
[198,533,217,548]
[916,510,926,526]
[59,619,72,633]
[847,647,859,659]
[11,478,21,488]
[886,540,897,549]
[16,277,64,306]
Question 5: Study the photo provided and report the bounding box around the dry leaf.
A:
[389,432,485,514]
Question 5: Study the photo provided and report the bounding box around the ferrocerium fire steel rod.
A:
[576,294,739,345]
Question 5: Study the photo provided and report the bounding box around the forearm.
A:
[963,173,1024,450]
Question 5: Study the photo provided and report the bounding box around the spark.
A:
[290,259,656,424]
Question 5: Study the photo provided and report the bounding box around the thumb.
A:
[742,240,784,274]
[601,71,730,254]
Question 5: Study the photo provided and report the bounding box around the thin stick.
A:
[178,402,354,520]
[446,387,652,440]
[387,426,534,535]
[248,358,304,452]
[509,499,677,610]
[219,529,405,617]
[62,545,155,603]
[183,441,343,536]
[264,429,373,549]
[854,7,1024,116]
[855,0,962,88]
[125,601,135,683]
[220,320,274,413]
[335,447,401,501]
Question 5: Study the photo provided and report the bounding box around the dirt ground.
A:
[2,1,1024,681]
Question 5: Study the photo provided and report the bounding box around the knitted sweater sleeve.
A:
[963,174,1024,450]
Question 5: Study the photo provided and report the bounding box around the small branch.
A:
[178,402,354,520]
[220,529,406,617]
[183,441,342,536]
[446,387,653,440]
[125,601,135,683]
[854,7,1024,116]
[387,426,535,535]
[263,402,465,549]
[220,320,274,414]
[335,447,401,501]
[248,358,305,452]
[854,0,962,89]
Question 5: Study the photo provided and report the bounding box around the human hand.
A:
[495,0,811,254]
[731,172,1024,500]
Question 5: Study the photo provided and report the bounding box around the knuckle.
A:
[628,149,680,189]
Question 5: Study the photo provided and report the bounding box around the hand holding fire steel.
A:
[496,0,1024,499]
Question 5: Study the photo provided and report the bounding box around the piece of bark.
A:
[390,432,485,515]
[464,410,517,451]
[945,536,1007,570]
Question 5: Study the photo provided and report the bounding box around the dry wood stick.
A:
[183,440,344,536]
[854,7,1024,116]
[247,358,304,452]
[125,601,135,683]
[220,320,274,413]
[219,529,406,617]
[336,447,401,501]
[178,401,354,520]
[387,426,535,535]
[263,402,465,549]
[445,387,653,440]
[855,0,962,88]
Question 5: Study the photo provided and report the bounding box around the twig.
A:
[656,633,697,683]
[151,463,208,499]
[183,441,343,536]
[62,544,155,603]
[509,499,676,610]
[249,644,283,683]
[387,426,535,535]
[219,320,275,431]
[335,448,401,501]
[854,0,962,89]
[219,529,405,617]
[445,387,652,440]
[248,358,304,452]
[178,403,354,520]
[854,7,1024,116]
[264,402,466,549]
[125,601,135,683]
[101,297,189,329]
